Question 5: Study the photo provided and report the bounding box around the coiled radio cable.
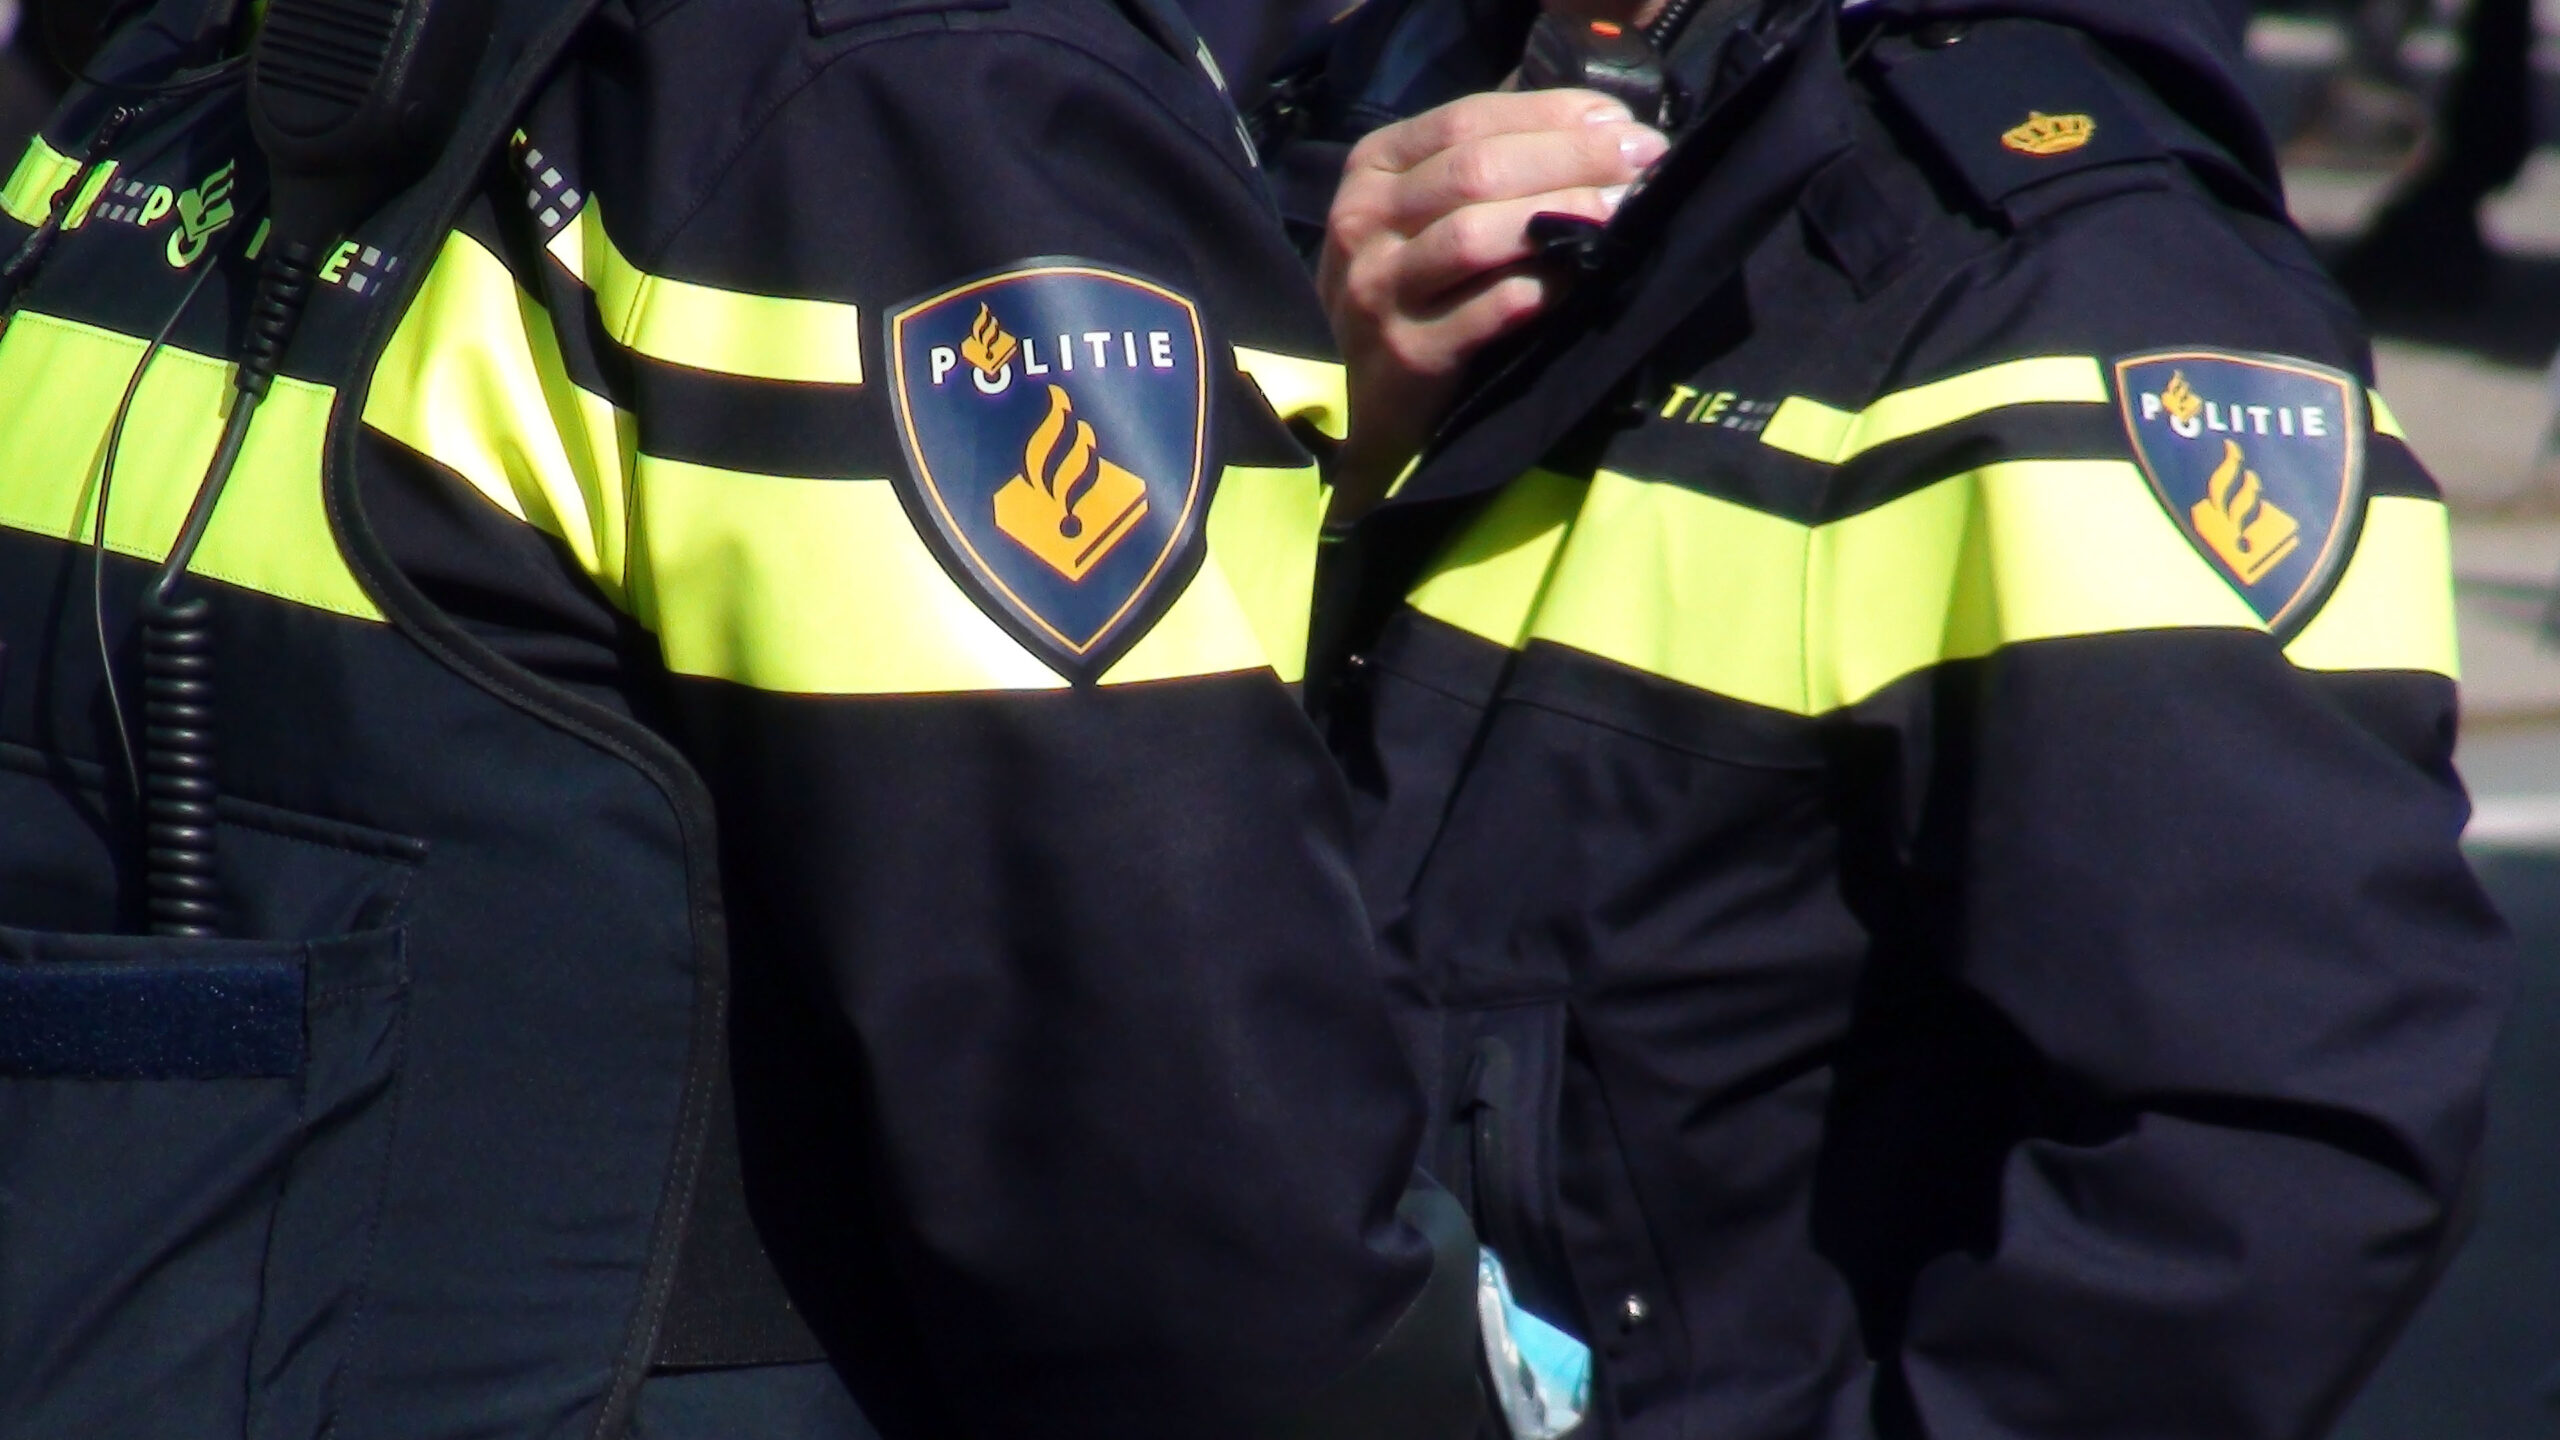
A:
[131,241,318,937]
[88,0,495,937]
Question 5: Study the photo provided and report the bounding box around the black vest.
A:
[0,4,741,1434]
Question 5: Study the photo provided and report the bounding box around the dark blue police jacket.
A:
[0,0,1489,1436]
[1261,1,2519,1437]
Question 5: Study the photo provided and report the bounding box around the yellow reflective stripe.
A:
[1096,534,1275,686]
[2369,390,2405,440]
[629,459,1285,694]
[1527,473,1810,711]
[631,458,1291,693]
[0,311,379,621]
[1,137,81,227]
[1480,461,2263,714]
[366,230,635,603]
[1504,463,2443,710]
[377,229,1294,693]
[1201,461,1330,682]
[1810,460,2256,708]
[1406,468,1587,649]
[1234,346,1348,441]
[1381,450,1424,502]
[545,203,864,385]
[1759,360,2407,461]
[56,161,118,232]
[627,461,1068,694]
[2285,496,2457,677]
[1759,356,2111,465]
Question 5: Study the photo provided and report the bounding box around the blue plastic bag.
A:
[1477,1247,1592,1439]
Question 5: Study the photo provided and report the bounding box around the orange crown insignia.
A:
[2001,111,2095,156]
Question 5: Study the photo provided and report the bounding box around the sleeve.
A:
[1834,191,2515,1439]
[410,7,1478,1437]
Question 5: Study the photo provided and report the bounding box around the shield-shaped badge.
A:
[2115,349,2367,639]
[888,260,1211,681]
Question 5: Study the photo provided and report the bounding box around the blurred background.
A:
[2,1,2554,1433]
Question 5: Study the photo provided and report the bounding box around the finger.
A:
[1349,87,1636,177]
[1391,187,1626,307]
[1389,267,1552,376]
[1388,121,1666,232]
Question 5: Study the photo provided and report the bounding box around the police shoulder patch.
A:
[2115,349,2368,639]
[887,259,1212,681]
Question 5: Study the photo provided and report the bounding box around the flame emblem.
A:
[2001,111,2095,156]
[2159,370,2203,425]
[2191,439,2302,585]
[961,304,1019,380]
[992,385,1152,581]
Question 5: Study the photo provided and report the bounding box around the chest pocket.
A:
[0,744,423,1439]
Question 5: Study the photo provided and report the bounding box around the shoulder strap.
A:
[1863,17,2169,227]
[1858,15,2282,228]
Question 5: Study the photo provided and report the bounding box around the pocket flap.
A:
[0,931,308,1079]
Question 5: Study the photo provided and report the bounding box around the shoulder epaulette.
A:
[1866,18,2170,225]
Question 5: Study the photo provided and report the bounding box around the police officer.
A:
[0,0,1485,1436]
[1262,0,2517,1436]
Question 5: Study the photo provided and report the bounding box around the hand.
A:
[1319,88,1668,516]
